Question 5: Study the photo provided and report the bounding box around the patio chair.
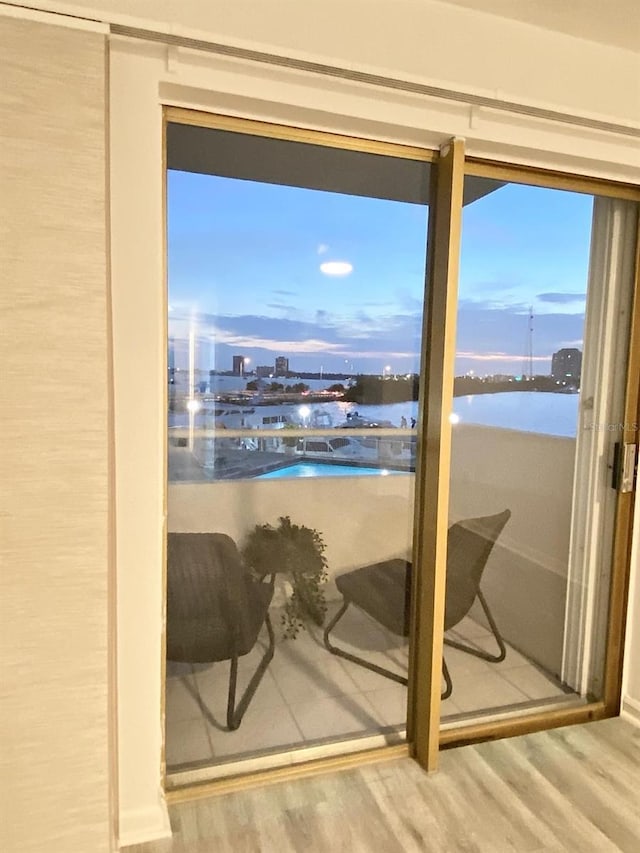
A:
[323,509,511,699]
[166,532,275,730]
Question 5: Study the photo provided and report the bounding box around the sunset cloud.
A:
[212,330,344,354]
[537,292,585,304]
[168,169,592,376]
[456,351,551,363]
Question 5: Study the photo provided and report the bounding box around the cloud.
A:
[395,289,424,312]
[456,350,551,363]
[456,303,585,361]
[335,348,415,359]
[266,302,297,312]
[272,289,296,297]
[458,297,531,313]
[169,298,582,376]
[169,307,424,366]
[537,292,586,304]
[214,329,344,354]
[317,243,329,255]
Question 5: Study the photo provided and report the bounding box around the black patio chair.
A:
[323,510,511,699]
[166,532,275,730]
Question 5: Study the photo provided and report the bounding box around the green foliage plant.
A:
[280,422,299,448]
[242,516,328,639]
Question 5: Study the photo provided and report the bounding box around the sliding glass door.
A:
[440,170,638,727]
[163,111,639,789]
[164,113,434,782]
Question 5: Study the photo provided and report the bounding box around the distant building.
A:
[255,365,273,378]
[275,356,289,377]
[232,355,246,376]
[551,348,582,382]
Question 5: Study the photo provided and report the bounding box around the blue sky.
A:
[168,170,593,376]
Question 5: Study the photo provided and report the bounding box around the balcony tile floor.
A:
[165,604,572,773]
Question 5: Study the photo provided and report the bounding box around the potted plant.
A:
[280,422,299,453]
[242,516,328,638]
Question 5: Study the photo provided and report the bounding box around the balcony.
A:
[165,423,581,779]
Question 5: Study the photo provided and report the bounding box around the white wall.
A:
[7,0,640,126]
[109,40,171,849]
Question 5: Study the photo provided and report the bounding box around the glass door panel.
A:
[442,176,637,723]
[165,117,432,779]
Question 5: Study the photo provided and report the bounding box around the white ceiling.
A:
[441,0,640,53]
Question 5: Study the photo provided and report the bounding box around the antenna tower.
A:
[527,306,534,380]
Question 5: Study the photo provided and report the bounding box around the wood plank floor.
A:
[125,718,640,852]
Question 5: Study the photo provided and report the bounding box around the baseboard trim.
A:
[621,695,640,727]
[118,802,172,849]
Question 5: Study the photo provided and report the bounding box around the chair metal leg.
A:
[442,657,452,700]
[226,612,276,731]
[323,599,408,686]
[444,589,506,663]
[324,600,454,699]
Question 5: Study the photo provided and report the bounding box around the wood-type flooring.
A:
[125,717,640,852]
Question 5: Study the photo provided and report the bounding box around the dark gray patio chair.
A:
[167,532,275,730]
[323,510,511,699]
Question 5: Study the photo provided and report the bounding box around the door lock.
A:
[612,442,637,493]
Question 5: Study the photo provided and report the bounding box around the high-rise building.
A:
[275,356,289,377]
[232,355,246,376]
[551,348,582,381]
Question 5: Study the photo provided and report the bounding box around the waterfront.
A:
[333,390,580,437]
[452,391,579,438]
[172,390,580,438]
[168,390,581,481]
[333,391,580,438]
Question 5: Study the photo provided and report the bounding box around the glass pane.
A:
[443,178,635,722]
[165,122,431,778]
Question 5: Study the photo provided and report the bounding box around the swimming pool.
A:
[256,462,411,479]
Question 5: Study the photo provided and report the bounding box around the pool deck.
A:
[169,445,414,482]
[169,445,290,482]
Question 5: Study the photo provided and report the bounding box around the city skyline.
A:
[167,170,593,377]
[197,343,582,381]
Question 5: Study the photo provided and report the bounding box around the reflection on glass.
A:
[169,419,416,482]
[165,127,430,777]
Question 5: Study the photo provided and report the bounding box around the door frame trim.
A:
[408,137,465,772]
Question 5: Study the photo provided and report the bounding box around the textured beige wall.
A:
[0,16,114,853]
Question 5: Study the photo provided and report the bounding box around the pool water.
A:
[256,462,411,479]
